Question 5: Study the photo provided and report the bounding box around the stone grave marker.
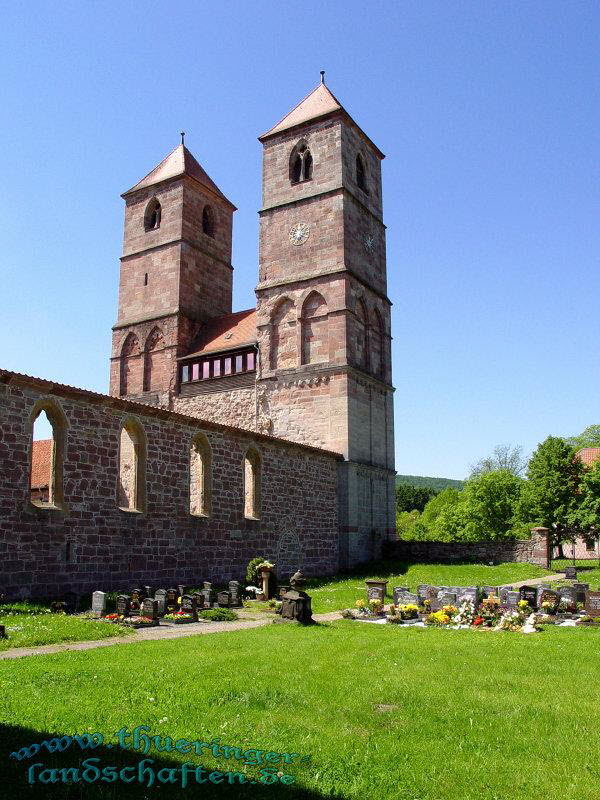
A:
[166,588,178,612]
[392,587,410,605]
[131,588,141,609]
[439,592,458,607]
[202,581,215,607]
[417,585,435,606]
[154,589,167,615]
[143,586,153,600]
[116,594,131,617]
[585,590,600,617]
[178,584,187,598]
[519,586,538,610]
[573,582,589,604]
[92,591,106,616]
[499,587,510,606]
[558,586,578,608]
[180,594,198,621]
[217,591,231,607]
[192,592,205,610]
[229,581,242,607]
[565,566,578,579]
[539,589,560,611]
[394,589,418,606]
[506,591,520,609]
[278,585,291,600]
[482,586,499,599]
[141,598,159,622]
[457,587,479,606]
[365,579,388,604]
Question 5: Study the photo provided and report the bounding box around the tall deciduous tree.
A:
[565,425,600,450]
[518,436,583,558]
[569,459,600,548]
[470,444,527,478]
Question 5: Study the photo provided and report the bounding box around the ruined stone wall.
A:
[0,372,341,599]
[174,386,257,433]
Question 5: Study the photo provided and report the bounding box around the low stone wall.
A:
[387,527,551,569]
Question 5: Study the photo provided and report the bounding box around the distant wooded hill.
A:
[396,474,465,491]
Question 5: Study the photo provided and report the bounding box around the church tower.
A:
[256,77,396,566]
[109,141,236,405]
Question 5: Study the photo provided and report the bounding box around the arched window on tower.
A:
[301,291,329,365]
[243,447,261,519]
[30,400,68,509]
[371,309,385,380]
[202,205,214,237]
[144,198,161,231]
[190,432,212,517]
[355,299,368,371]
[120,332,141,396]
[356,154,367,193]
[270,298,296,370]
[143,327,166,393]
[289,141,313,184]
[117,418,146,512]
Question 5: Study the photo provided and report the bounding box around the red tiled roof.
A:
[123,144,236,209]
[31,439,52,489]
[577,448,600,467]
[185,309,257,358]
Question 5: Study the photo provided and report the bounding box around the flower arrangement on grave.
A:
[473,616,484,626]
[123,616,156,627]
[355,598,367,612]
[442,604,457,616]
[558,597,577,613]
[399,603,419,620]
[495,609,525,632]
[477,598,502,628]
[541,600,557,614]
[369,598,384,615]
[104,613,123,623]
[426,611,451,626]
[518,599,530,611]
[452,600,475,627]
[257,560,274,572]
[163,611,194,623]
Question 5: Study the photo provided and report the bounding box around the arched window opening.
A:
[356,154,367,193]
[244,447,261,519]
[301,291,329,365]
[120,332,141,397]
[270,298,296,370]
[289,141,313,184]
[371,310,385,379]
[30,401,67,509]
[144,198,161,231]
[118,419,146,512]
[202,205,214,237]
[190,433,212,517]
[143,327,165,393]
[355,299,368,370]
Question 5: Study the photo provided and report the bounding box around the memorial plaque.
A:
[558,586,578,608]
[565,566,578,580]
[519,586,538,610]
[573,582,589,604]
[180,594,198,621]
[141,598,159,621]
[217,591,231,607]
[439,592,458,607]
[506,591,520,609]
[116,594,131,616]
[585,590,600,617]
[92,591,106,616]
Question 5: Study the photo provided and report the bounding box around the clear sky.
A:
[1,1,598,479]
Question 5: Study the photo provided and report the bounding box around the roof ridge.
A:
[259,83,342,140]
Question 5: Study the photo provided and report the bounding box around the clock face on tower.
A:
[289,222,310,246]
[363,232,376,254]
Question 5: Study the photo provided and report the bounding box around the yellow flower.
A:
[355,599,366,609]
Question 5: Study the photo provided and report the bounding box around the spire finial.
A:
[320,70,325,84]
[180,131,185,146]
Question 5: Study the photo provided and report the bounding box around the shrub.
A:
[199,609,238,622]
[246,557,266,585]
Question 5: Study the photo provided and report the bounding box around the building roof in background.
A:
[184,309,257,358]
[123,144,236,208]
[31,439,52,489]
[577,448,600,467]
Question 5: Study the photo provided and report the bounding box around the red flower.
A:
[473,616,484,626]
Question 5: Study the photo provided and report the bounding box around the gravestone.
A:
[154,589,167,615]
[178,585,187,599]
[482,586,499,599]
[116,594,131,616]
[565,566,578,579]
[506,591,520,609]
[585,590,600,617]
[278,585,291,600]
[92,591,106,616]
[280,570,314,625]
[166,588,178,612]
[519,586,538,610]
[499,587,510,606]
[365,579,388,604]
[130,589,141,609]
[392,587,410,605]
[143,586,153,600]
[202,581,215,607]
[457,587,479,606]
[180,594,198,621]
[573,582,589,604]
[539,589,560,611]
[394,589,418,606]
[229,581,242,607]
[141,598,159,622]
[417,585,435,606]
[439,592,458,607]
[558,587,578,608]
[192,592,205,611]
[217,591,231,608]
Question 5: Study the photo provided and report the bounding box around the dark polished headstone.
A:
[116,594,131,617]
[142,598,159,621]
[585,590,600,617]
[181,594,198,621]
[565,566,578,580]
[519,586,538,610]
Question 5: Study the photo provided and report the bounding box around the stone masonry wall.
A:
[0,371,341,599]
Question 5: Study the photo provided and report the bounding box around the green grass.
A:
[0,607,132,651]
[1,621,600,799]
[551,558,600,587]
[306,560,552,613]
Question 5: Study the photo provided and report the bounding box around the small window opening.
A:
[356,154,367,192]
[31,410,53,505]
[65,541,72,563]
[144,198,161,231]
[202,205,214,237]
[290,142,313,184]
[303,151,313,180]
[144,273,148,286]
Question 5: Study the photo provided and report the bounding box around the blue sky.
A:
[1,1,598,479]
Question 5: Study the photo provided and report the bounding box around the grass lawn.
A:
[551,559,600,587]
[0,604,132,651]
[1,621,599,800]
[306,560,553,613]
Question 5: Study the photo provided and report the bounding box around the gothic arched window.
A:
[30,399,68,509]
[143,327,165,393]
[190,432,212,517]
[289,141,313,184]
[355,299,368,371]
[202,205,214,237]
[144,198,161,231]
[244,446,262,519]
[270,298,296,370]
[120,332,141,396]
[356,154,367,193]
[117,418,146,512]
[301,291,329,365]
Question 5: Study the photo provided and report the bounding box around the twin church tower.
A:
[109,78,395,565]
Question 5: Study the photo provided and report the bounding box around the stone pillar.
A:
[530,527,551,569]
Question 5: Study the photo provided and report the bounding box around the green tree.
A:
[518,436,583,558]
[470,444,527,478]
[460,470,524,540]
[569,459,600,548]
[395,483,438,514]
[565,425,600,450]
